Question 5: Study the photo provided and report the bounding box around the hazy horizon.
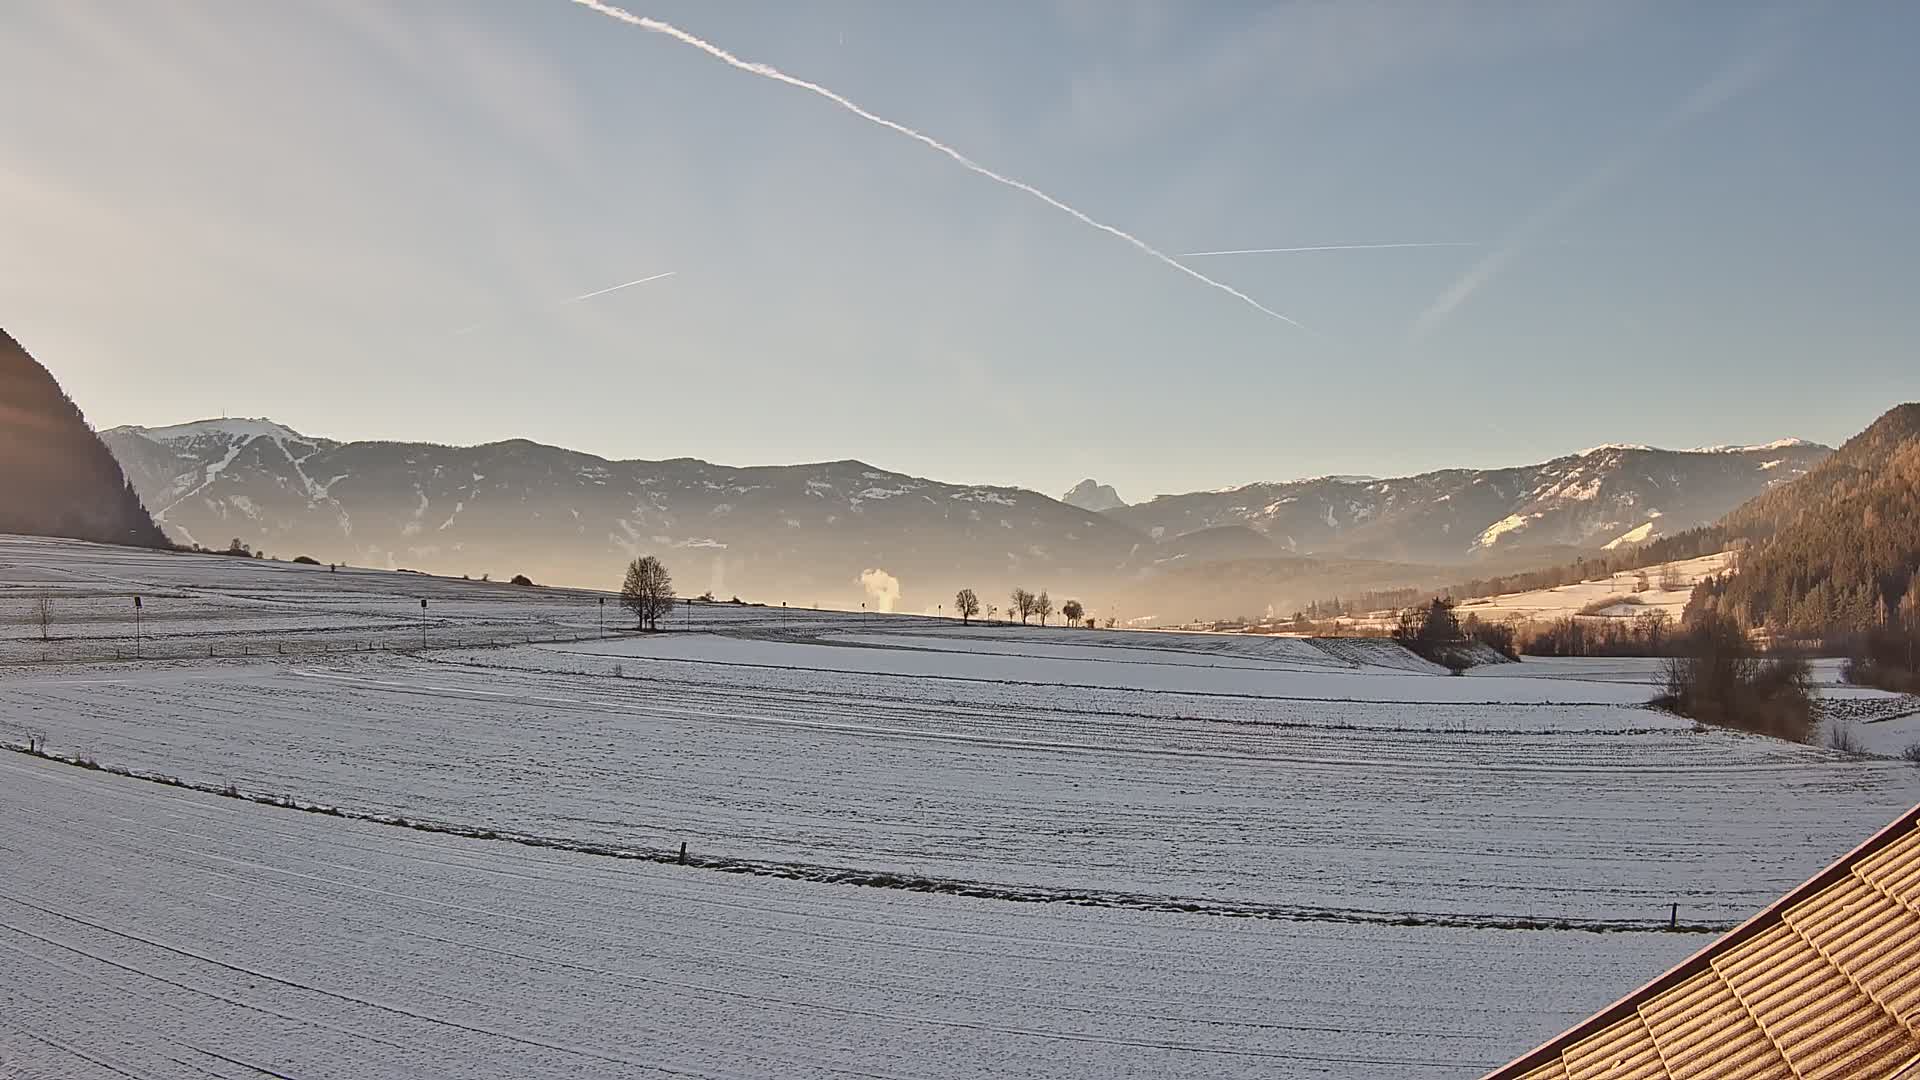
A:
[6,1,1918,498]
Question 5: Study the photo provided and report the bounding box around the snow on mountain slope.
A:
[101,421,1144,603]
[138,417,311,443]
[1107,442,1829,563]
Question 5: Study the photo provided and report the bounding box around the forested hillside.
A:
[0,330,168,548]
[1687,404,1920,638]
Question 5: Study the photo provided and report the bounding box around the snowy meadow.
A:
[4,535,1918,1078]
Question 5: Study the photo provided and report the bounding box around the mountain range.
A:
[101,418,1827,618]
[1102,440,1828,565]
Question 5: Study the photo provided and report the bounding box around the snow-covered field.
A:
[5,536,1919,1078]
[1447,551,1735,624]
[0,754,1692,1079]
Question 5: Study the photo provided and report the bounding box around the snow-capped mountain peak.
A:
[1685,437,1814,454]
[1061,478,1125,512]
[120,417,313,445]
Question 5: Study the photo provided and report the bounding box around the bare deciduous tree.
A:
[954,588,980,625]
[1061,599,1084,625]
[1035,591,1054,627]
[34,597,52,641]
[1010,588,1036,624]
[621,556,676,631]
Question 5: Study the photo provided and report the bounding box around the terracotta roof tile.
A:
[1485,811,1920,1080]
[1639,971,1789,1079]
[1563,1011,1667,1079]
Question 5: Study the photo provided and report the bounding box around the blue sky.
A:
[4,1,1916,500]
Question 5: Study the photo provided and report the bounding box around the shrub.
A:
[1901,742,1920,765]
[1520,610,1673,657]
[510,574,535,587]
[1655,616,1814,742]
[1393,598,1489,670]
[1842,625,1920,693]
[292,555,320,566]
[1463,615,1518,660]
[1824,719,1864,754]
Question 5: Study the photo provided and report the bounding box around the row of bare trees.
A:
[950,587,1088,627]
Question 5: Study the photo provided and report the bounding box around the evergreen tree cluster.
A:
[1685,405,1920,643]
[0,330,169,548]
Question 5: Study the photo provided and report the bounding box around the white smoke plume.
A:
[858,568,901,613]
[566,0,1306,331]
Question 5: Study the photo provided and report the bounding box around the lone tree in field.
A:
[1035,591,1054,627]
[1011,587,1036,624]
[954,588,980,625]
[34,597,52,641]
[1061,599,1084,626]
[620,556,675,631]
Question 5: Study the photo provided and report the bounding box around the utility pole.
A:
[419,598,428,649]
[133,595,142,658]
[599,596,605,637]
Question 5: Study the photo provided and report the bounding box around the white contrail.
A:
[446,270,674,336]
[560,270,677,305]
[1178,242,1476,257]
[566,0,1306,331]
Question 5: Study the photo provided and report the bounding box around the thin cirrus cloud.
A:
[564,0,1310,333]
[1409,26,1795,342]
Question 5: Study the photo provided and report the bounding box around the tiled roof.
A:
[1487,804,1920,1080]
